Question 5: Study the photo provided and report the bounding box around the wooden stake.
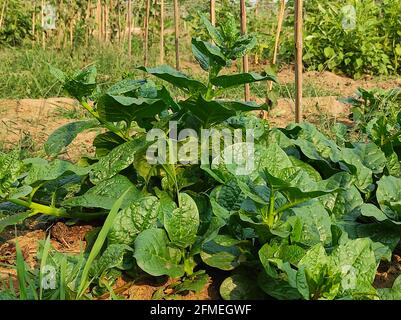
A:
[173,0,180,70]
[240,0,250,101]
[0,0,7,30]
[210,0,215,26]
[144,0,150,66]
[295,0,303,123]
[127,0,132,59]
[268,0,285,91]
[160,0,165,64]
[41,0,45,49]
[96,0,101,42]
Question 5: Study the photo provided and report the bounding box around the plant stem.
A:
[275,198,308,215]
[267,189,276,227]
[9,199,69,218]
[9,199,106,220]
[79,99,128,141]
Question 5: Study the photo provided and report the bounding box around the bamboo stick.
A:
[268,0,285,91]
[294,0,303,123]
[0,0,7,30]
[160,0,164,64]
[41,0,45,49]
[173,0,180,70]
[210,0,215,26]
[127,0,132,59]
[144,0,150,66]
[240,0,250,101]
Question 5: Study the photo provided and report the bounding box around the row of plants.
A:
[0,15,401,300]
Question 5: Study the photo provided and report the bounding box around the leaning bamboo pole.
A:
[127,0,132,59]
[210,0,215,26]
[240,0,250,101]
[268,0,285,91]
[295,0,303,123]
[160,0,165,64]
[173,0,180,70]
[144,0,150,66]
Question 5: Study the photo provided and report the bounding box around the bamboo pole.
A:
[173,0,180,70]
[96,0,101,42]
[32,1,36,46]
[210,0,215,26]
[127,0,132,59]
[144,0,150,66]
[295,0,303,123]
[41,0,45,49]
[240,0,250,101]
[0,0,7,30]
[160,0,164,64]
[268,0,285,91]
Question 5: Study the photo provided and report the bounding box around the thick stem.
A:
[9,199,69,218]
[79,99,128,141]
[267,189,276,227]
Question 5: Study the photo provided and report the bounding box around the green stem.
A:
[275,198,309,215]
[79,99,129,141]
[9,199,106,220]
[267,189,276,227]
[9,199,69,218]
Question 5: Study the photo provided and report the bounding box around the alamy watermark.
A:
[146,121,255,175]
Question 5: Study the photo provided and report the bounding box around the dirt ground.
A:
[1,69,400,299]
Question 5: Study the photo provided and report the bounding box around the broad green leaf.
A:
[211,72,276,89]
[200,14,224,47]
[138,65,207,93]
[0,151,24,198]
[332,238,377,296]
[90,137,147,184]
[342,220,401,250]
[378,276,401,300]
[290,202,332,246]
[257,271,301,300]
[339,148,373,192]
[62,65,97,100]
[24,158,90,185]
[351,143,387,174]
[191,38,227,73]
[96,93,167,126]
[77,186,132,298]
[93,132,126,157]
[63,175,140,210]
[200,236,244,271]
[164,193,199,249]
[320,185,363,220]
[0,211,31,233]
[45,120,99,157]
[108,196,160,246]
[174,272,209,294]
[220,274,265,300]
[377,176,401,221]
[134,228,184,278]
[90,244,134,277]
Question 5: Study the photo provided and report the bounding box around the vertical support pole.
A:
[144,0,150,66]
[295,0,303,123]
[240,0,250,101]
[127,0,132,59]
[173,0,180,70]
[268,0,285,91]
[41,0,45,49]
[210,0,215,26]
[160,0,165,64]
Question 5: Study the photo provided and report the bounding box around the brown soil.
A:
[0,98,99,161]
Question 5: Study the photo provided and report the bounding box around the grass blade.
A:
[39,235,52,300]
[15,242,28,300]
[76,186,133,298]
